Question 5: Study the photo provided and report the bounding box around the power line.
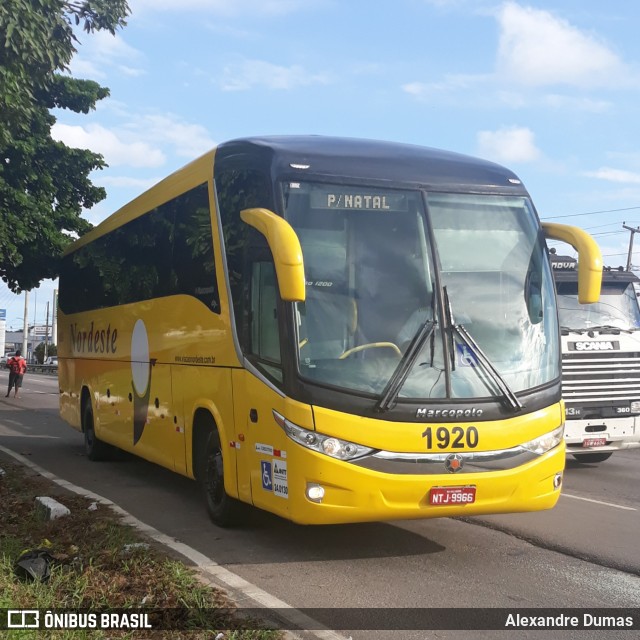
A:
[583,220,639,231]
[591,231,626,237]
[541,206,640,220]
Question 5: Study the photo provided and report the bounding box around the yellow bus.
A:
[57,136,602,526]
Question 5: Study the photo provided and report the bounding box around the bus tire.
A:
[83,402,111,462]
[201,429,245,527]
[572,451,613,464]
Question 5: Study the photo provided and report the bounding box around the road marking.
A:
[0,444,349,640]
[562,492,637,511]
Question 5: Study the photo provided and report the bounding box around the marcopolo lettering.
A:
[416,407,484,420]
[70,321,118,355]
[569,341,619,352]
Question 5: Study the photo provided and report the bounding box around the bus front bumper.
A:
[283,443,565,525]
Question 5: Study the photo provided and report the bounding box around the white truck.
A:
[552,253,640,462]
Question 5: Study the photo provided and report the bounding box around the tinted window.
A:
[59,183,219,314]
[216,169,273,345]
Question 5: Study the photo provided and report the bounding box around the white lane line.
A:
[562,492,637,511]
[0,444,349,640]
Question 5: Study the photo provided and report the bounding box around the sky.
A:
[2,0,640,330]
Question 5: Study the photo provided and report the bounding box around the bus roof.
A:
[217,135,529,193]
[65,135,529,254]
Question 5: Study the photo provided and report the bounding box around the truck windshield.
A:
[284,182,559,400]
[557,282,640,331]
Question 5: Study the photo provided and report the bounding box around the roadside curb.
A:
[0,445,348,640]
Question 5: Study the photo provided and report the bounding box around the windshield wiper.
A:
[560,325,585,335]
[374,319,436,413]
[444,287,523,413]
[585,324,630,334]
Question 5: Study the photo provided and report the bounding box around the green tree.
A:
[35,341,58,364]
[0,0,130,292]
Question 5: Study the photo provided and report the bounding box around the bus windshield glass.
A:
[283,182,559,400]
[556,282,640,331]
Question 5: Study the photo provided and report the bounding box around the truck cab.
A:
[552,252,640,462]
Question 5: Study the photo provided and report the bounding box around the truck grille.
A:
[562,350,640,404]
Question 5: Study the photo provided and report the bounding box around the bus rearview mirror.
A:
[240,207,306,302]
[542,222,603,303]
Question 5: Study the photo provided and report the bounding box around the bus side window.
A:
[249,260,283,382]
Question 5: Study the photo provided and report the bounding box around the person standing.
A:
[6,350,27,398]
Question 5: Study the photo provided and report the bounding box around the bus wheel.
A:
[201,430,244,527]
[572,452,613,464]
[83,402,111,461]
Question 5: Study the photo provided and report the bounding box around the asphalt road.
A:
[1,371,639,639]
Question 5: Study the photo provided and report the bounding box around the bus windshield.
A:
[284,182,559,401]
[556,282,640,331]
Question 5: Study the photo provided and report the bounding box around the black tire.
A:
[572,451,613,464]
[200,429,245,527]
[83,402,111,461]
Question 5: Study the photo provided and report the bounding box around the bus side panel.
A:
[174,365,237,492]
[128,361,178,471]
[93,358,134,452]
[232,368,315,517]
[57,294,239,474]
[58,343,80,431]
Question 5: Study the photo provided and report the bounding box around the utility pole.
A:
[22,291,28,357]
[52,289,58,346]
[623,222,640,271]
[44,301,49,361]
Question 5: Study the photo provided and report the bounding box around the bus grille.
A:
[562,350,640,404]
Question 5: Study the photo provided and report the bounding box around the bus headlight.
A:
[522,425,564,455]
[272,410,376,461]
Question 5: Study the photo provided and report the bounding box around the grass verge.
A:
[0,458,284,639]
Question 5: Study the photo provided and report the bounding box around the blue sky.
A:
[2,0,640,330]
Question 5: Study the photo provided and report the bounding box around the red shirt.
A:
[7,356,27,375]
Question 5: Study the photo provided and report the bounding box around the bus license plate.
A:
[582,437,607,448]
[429,486,476,506]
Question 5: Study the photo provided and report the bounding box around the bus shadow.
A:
[246,510,447,560]
[106,450,446,562]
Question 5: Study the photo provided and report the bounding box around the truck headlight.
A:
[272,410,375,461]
[522,425,564,455]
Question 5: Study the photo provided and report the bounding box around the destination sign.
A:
[310,191,408,212]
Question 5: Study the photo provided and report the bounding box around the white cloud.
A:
[69,58,103,79]
[52,112,216,171]
[496,2,626,88]
[402,74,489,100]
[604,151,640,168]
[51,123,165,168]
[476,126,541,164]
[128,115,216,158]
[221,59,329,91]
[542,94,612,113]
[118,66,146,78]
[98,176,161,190]
[69,31,144,79]
[404,3,634,111]
[584,168,640,184]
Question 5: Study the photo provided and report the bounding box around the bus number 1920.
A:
[422,426,479,450]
